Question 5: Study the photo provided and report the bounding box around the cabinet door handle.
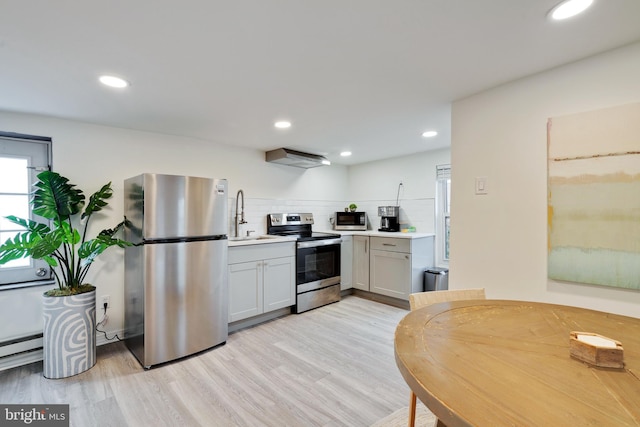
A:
[365,240,367,253]
[383,243,396,247]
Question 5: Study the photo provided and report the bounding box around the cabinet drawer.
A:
[370,237,410,253]
[229,242,295,264]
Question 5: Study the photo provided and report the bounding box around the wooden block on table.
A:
[569,331,624,369]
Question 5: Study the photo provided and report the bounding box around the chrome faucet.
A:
[235,189,247,237]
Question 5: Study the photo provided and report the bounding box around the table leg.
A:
[408,391,417,427]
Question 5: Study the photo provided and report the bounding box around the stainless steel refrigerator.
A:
[124,173,228,368]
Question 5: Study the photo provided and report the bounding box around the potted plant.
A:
[0,171,131,378]
[349,203,357,212]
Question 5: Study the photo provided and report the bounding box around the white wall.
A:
[348,148,451,233]
[0,111,348,341]
[450,41,640,317]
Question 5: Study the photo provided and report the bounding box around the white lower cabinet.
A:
[368,236,434,300]
[263,256,296,312]
[352,235,370,291]
[340,235,353,290]
[228,242,295,323]
[370,249,411,299]
[229,261,263,321]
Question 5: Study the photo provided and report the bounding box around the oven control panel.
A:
[268,213,314,226]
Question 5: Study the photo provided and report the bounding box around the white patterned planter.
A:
[42,289,96,379]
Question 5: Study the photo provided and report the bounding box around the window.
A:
[0,157,31,268]
[435,164,451,266]
[0,132,52,287]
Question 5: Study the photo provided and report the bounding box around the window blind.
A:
[436,164,451,180]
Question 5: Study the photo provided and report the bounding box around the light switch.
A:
[475,177,488,195]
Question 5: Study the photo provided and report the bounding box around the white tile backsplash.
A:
[228,197,435,237]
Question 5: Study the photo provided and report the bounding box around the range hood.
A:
[265,148,330,168]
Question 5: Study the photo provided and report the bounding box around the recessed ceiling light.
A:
[274,121,292,129]
[548,0,593,20]
[321,159,331,166]
[340,151,352,157]
[99,75,129,88]
[422,131,438,138]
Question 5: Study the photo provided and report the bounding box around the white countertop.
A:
[228,235,297,247]
[228,230,434,246]
[319,230,435,239]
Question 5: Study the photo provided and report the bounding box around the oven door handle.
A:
[297,238,342,249]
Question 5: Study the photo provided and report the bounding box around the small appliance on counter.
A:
[378,205,400,232]
[334,211,367,230]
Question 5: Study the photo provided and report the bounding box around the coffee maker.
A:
[378,206,400,232]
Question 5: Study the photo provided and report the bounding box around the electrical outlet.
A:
[101,295,110,308]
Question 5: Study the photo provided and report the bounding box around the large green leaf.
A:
[56,221,81,245]
[82,182,113,220]
[99,220,126,238]
[32,171,84,220]
[4,216,51,236]
[31,232,64,259]
[78,239,107,266]
[79,234,132,265]
[42,255,58,267]
[0,233,41,264]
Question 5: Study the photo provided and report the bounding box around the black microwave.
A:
[335,211,367,230]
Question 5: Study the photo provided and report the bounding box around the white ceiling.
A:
[1,1,640,165]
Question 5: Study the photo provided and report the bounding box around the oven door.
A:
[296,239,341,293]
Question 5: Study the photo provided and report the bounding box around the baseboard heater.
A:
[0,330,122,371]
[0,333,43,372]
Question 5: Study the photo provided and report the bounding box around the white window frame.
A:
[0,132,53,289]
[435,164,450,267]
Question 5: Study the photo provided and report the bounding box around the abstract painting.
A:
[547,103,640,290]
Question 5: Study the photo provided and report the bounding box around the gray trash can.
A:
[424,268,449,291]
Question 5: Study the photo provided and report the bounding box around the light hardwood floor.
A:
[0,296,412,427]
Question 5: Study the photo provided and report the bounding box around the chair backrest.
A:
[409,288,486,311]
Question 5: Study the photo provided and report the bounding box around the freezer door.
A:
[125,173,228,241]
[139,239,228,367]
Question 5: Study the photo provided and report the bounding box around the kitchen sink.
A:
[228,235,279,242]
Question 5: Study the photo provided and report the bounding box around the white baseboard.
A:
[229,308,291,333]
[0,336,42,358]
[0,349,43,372]
[0,329,124,372]
[0,334,43,372]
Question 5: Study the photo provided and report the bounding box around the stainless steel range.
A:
[267,213,341,313]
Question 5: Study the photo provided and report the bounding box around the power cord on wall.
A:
[96,302,122,342]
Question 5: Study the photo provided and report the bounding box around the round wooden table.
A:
[394,300,640,427]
